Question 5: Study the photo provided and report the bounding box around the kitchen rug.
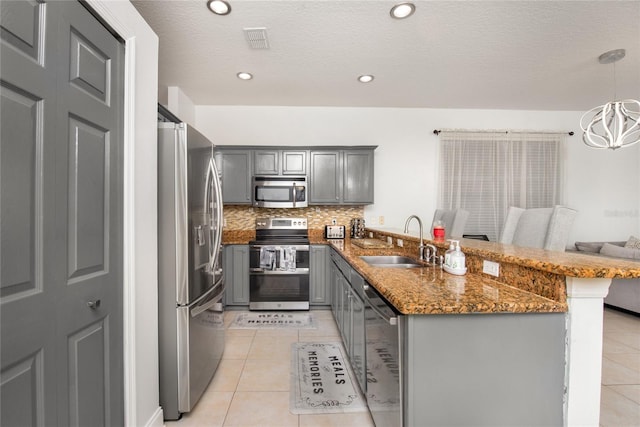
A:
[290,342,367,414]
[229,312,316,329]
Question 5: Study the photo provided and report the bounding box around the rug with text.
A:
[229,312,316,329]
[290,342,367,414]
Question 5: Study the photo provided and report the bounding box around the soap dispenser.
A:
[444,240,467,275]
[444,240,455,268]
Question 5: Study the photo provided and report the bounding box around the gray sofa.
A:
[573,240,640,314]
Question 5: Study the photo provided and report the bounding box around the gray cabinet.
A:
[329,248,366,391]
[310,245,330,305]
[310,149,374,205]
[253,150,307,176]
[224,245,250,306]
[215,151,252,204]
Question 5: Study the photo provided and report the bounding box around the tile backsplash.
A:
[223,205,365,230]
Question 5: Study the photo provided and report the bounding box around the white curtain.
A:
[438,131,565,241]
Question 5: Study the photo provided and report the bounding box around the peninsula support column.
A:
[564,277,611,427]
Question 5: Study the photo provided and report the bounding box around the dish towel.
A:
[259,246,276,270]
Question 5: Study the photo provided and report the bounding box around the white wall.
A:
[196,106,640,244]
[87,2,162,426]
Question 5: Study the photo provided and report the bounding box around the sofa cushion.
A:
[575,241,605,253]
[625,235,640,250]
[600,243,640,260]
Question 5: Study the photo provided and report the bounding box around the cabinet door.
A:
[351,291,366,392]
[330,258,340,321]
[224,245,250,305]
[343,150,374,204]
[310,151,341,204]
[216,151,252,204]
[253,150,279,175]
[282,150,307,175]
[310,245,330,305]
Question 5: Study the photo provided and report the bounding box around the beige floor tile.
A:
[223,391,298,427]
[311,309,335,320]
[610,385,640,405]
[237,358,291,392]
[208,359,246,392]
[299,319,341,338]
[600,386,640,427]
[607,331,640,351]
[602,355,640,385]
[226,328,257,338]
[223,335,254,359]
[299,411,375,427]
[603,336,639,354]
[247,335,299,360]
[298,335,343,343]
[255,327,300,338]
[606,353,640,373]
[165,391,234,427]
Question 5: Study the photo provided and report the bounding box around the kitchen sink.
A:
[359,255,423,268]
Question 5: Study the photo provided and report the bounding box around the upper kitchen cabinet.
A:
[253,150,308,176]
[215,150,252,204]
[310,147,375,205]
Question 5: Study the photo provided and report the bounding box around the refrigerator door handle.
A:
[191,288,224,317]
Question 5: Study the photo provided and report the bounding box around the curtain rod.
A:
[433,129,574,136]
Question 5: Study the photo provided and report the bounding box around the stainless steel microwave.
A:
[252,176,308,208]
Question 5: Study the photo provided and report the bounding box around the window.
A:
[438,131,565,241]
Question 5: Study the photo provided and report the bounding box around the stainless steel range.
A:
[249,217,310,310]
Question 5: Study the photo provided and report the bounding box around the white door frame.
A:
[83,2,160,426]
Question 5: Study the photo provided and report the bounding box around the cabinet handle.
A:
[87,299,101,310]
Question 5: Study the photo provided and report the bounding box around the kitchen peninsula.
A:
[223,226,640,426]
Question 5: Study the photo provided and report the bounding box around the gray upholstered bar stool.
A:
[499,205,577,252]
[431,209,470,239]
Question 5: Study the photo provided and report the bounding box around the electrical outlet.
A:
[397,239,404,247]
[387,236,393,244]
[368,232,373,238]
[483,260,500,277]
[379,216,385,225]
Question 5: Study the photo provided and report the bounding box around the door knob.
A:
[87,299,101,309]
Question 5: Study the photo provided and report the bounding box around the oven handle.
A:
[363,284,398,326]
[249,245,309,252]
[250,268,309,274]
[292,183,296,208]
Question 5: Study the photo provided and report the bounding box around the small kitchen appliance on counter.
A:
[324,225,346,239]
[350,218,366,239]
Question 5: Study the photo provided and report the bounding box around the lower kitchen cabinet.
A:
[310,245,330,305]
[329,248,366,392]
[224,245,250,306]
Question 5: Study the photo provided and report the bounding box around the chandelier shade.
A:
[580,99,640,149]
[581,49,640,150]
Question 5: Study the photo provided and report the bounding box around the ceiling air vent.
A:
[244,27,270,49]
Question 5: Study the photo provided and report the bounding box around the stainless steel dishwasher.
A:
[363,283,402,427]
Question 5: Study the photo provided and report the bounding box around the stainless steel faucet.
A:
[425,243,439,265]
[404,215,426,261]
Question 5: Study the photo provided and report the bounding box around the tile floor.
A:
[600,307,640,427]
[166,307,639,427]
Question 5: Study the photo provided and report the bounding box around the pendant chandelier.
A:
[580,49,640,150]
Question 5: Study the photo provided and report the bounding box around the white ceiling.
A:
[132,0,640,111]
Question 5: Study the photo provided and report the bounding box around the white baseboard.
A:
[145,407,164,427]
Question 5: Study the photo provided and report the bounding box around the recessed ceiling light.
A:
[358,75,374,83]
[237,72,253,80]
[207,0,231,16]
[390,2,415,19]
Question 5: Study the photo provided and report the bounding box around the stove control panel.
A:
[256,217,307,230]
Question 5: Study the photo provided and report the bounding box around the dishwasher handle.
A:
[363,284,398,326]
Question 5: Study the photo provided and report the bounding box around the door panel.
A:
[1,1,124,425]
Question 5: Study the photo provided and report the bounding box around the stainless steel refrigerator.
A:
[157,120,225,420]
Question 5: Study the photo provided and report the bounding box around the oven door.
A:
[252,176,307,208]
[249,272,310,310]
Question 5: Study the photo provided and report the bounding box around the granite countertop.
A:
[322,237,567,315]
[222,227,639,315]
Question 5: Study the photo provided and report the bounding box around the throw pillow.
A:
[600,243,640,260]
[625,235,640,250]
